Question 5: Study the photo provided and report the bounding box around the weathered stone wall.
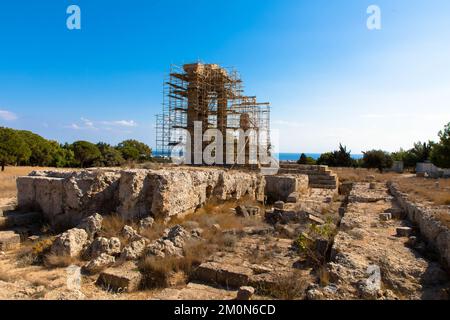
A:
[388,182,450,268]
[264,174,309,202]
[17,168,265,229]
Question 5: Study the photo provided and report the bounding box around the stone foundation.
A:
[264,174,309,202]
[16,168,266,229]
[388,182,450,268]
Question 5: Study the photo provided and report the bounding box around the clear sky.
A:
[0,0,449,153]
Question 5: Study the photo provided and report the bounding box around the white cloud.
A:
[101,120,137,127]
[81,117,96,129]
[66,118,138,131]
[0,110,18,121]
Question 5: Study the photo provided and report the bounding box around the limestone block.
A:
[97,262,142,292]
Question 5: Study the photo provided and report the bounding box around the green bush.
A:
[71,141,102,168]
[317,144,354,167]
[0,127,31,171]
[362,150,393,172]
[430,122,450,168]
[297,153,316,165]
[117,139,152,161]
[392,141,432,168]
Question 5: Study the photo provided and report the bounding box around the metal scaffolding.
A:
[155,63,271,165]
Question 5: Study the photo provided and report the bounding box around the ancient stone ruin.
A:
[155,63,271,165]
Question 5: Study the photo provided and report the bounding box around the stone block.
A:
[396,227,413,237]
[97,262,142,292]
[194,262,253,288]
[307,214,325,225]
[236,286,255,300]
[265,175,308,202]
[286,192,299,203]
[274,201,285,210]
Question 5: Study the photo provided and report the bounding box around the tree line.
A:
[0,127,152,171]
[297,122,450,171]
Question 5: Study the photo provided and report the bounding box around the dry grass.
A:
[100,214,128,238]
[0,166,47,201]
[393,176,450,206]
[139,240,212,289]
[16,237,55,267]
[335,167,401,183]
[44,253,80,269]
[261,271,308,300]
[138,199,266,289]
[0,265,14,282]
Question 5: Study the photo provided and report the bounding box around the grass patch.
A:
[261,271,308,300]
[44,253,80,268]
[394,177,450,206]
[335,167,399,183]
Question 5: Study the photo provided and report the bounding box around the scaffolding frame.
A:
[155,63,271,164]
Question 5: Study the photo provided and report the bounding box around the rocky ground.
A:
[1,167,449,300]
[0,184,339,300]
[309,182,450,300]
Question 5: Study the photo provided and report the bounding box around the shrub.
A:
[317,144,354,167]
[431,122,450,168]
[117,139,152,162]
[262,271,308,299]
[72,141,102,168]
[297,153,316,165]
[44,253,79,268]
[362,150,393,172]
[95,142,125,167]
[16,237,55,267]
[0,127,31,171]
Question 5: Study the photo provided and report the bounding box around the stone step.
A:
[0,212,42,230]
[309,184,337,190]
[308,178,337,184]
[278,169,332,176]
[279,164,329,172]
[0,231,21,251]
[193,262,253,289]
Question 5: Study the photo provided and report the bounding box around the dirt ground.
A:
[0,167,46,207]
[335,167,450,206]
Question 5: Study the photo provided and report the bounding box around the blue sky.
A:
[0,0,449,153]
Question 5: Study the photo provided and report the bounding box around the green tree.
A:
[95,142,125,167]
[316,144,354,167]
[431,122,450,168]
[317,152,335,166]
[392,142,432,168]
[362,150,393,172]
[17,130,58,166]
[50,142,75,168]
[334,144,354,167]
[297,153,316,165]
[117,139,152,161]
[71,141,101,168]
[0,127,31,171]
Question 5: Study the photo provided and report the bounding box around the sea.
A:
[154,151,363,161]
